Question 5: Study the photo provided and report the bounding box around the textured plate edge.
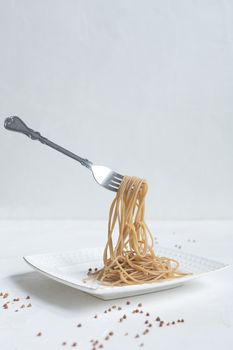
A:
[23,246,230,296]
[23,256,188,300]
[23,256,98,291]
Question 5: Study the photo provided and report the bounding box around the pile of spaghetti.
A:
[90,176,188,286]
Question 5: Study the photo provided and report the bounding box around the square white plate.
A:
[23,246,228,300]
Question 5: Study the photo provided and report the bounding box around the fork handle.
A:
[4,116,93,169]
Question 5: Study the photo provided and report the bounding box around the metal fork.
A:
[4,116,124,192]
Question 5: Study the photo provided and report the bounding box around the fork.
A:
[4,116,124,192]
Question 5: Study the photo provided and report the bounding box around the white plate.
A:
[23,246,228,300]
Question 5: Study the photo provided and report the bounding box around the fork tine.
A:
[110,181,121,188]
[105,183,118,192]
[111,183,120,189]
[112,172,124,180]
[109,182,121,190]
[111,177,122,184]
[108,180,120,188]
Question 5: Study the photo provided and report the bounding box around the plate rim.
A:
[23,246,230,296]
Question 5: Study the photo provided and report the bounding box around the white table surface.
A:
[0,220,232,350]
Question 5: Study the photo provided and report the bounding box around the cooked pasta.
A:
[89,176,188,286]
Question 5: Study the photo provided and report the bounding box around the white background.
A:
[0,0,233,220]
[0,4,232,349]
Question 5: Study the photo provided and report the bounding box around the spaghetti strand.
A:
[90,176,188,286]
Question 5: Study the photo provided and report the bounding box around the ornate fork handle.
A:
[4,116,93,169]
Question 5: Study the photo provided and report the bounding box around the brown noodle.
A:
[90,176,188,286]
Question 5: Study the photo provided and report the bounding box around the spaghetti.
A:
[90,176,188,286]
